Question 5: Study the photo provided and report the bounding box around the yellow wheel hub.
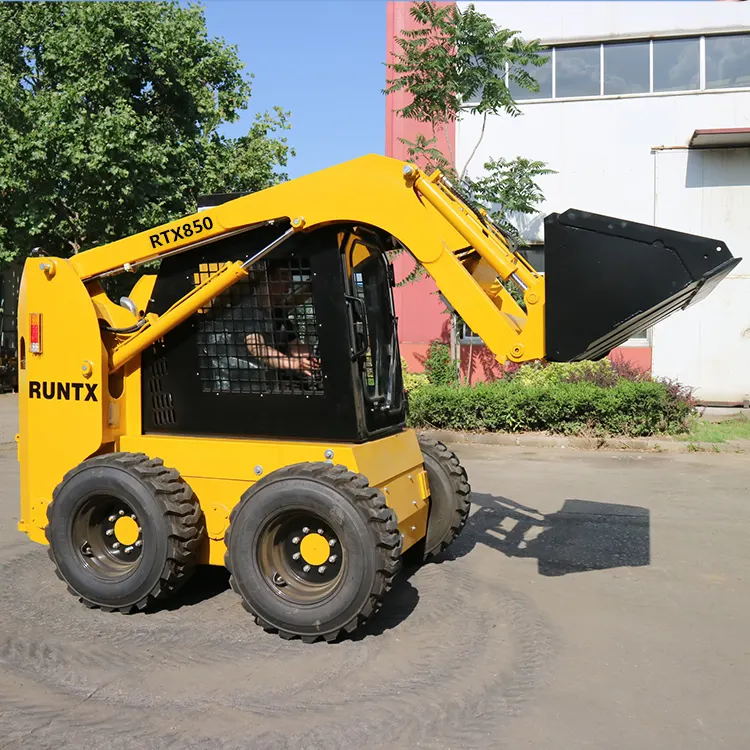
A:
[299,533,330,566]
[114,516,140,546]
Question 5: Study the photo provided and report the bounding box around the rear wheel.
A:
[225,462,402,643]
[45,452,205,613]
[419,436,472,559]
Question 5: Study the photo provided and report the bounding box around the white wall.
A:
[456,1,750,400]
[651,148,750,403]
[458,91,750,241]
[460,1,750,44]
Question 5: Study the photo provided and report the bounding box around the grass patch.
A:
[680,416,750,444]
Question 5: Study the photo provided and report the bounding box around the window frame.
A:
[474,30,750,106]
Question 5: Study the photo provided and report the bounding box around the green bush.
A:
[401,357,428,392]
[509,360,620,388]
[406,378,695,437]
[423,341,459,387]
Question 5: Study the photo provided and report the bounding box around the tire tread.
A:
[45,451,205,614]
[418,436,472,558]
[224,461,402,643]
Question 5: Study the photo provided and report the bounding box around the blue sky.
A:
[202,0,389,179]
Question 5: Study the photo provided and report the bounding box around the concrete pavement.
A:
[0,402,748,748]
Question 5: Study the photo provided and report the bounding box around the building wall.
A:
[461,0,750,44]
[456,1,750,399]
[385,1,455,373]
[651,147,750,404]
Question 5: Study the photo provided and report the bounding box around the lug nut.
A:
[131,514,137,520]
[328,539,336,547]
[302,564,311,573]
[317,528,324,535]
[293,552,301,560]
[124,546,134,554]
[292,536,300,544]
[328,555,337,563]
[317,566,326,574]
[108,515,117,522]
[118,510,125,516]
[105,529,114,536]
[302,527,310,534]
[113,542,120,549]
[135,540,142,548]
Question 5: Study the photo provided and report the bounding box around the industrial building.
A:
[386,1,750,405]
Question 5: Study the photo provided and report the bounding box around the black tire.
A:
[224,462,402,643]
[419,436,472,559]
[45,452,205,613]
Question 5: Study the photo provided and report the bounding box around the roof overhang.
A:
[689,128,750,149]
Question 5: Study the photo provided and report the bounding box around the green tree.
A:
[384,1,554,375]
[0,1,294,264]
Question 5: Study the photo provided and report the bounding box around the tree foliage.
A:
[384,1,549,180]
[384,2,556,378]
[0,1,294,264]
[384,2,554,246]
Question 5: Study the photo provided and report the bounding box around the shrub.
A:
[401,357,428,392]
[509,360,620,388]
[423,341,459,387]
[406,378,696,437]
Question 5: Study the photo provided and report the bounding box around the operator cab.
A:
[141,218,405,442]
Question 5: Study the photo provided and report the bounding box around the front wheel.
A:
[224,462,402,643]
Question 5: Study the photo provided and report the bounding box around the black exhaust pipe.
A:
[543,209,741,363]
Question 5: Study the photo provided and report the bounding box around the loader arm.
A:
[67,153,739,368]
[68,155,546,367]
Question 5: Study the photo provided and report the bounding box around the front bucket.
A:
[542,209,742,362]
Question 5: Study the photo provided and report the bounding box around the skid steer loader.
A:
[15,155,740,642]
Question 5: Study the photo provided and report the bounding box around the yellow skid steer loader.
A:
[15,155,740,642]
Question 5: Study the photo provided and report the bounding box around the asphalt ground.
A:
[0,394,748,749]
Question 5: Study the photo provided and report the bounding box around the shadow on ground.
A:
[153,493,649,631]
[154,564,231,611]
[445,493,651,576]
[155,550,420,639]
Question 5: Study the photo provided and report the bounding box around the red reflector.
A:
[29,313,42,354]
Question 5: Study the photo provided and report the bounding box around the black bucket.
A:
[542,209,742,363]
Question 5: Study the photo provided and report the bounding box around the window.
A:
[618,327,652,346]
[348,243,399,408]
[653,37,700,92]
[475,32,750,104]
[518,246,545,273]
[706,33,750,89]
[604,41,650,95]
[461,321,481,343]
[555,45,601,98]
[509,55,553,100]
[195,257,324,396]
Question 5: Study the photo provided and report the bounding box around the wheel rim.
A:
[71,494,144,578]
[257,510,344,604]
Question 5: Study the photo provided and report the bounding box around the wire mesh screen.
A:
[194,257,323,396]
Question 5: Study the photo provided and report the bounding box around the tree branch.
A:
[460,111,487,182]
[444,123,456,174]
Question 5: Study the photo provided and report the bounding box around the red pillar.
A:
[385,1,456,372]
